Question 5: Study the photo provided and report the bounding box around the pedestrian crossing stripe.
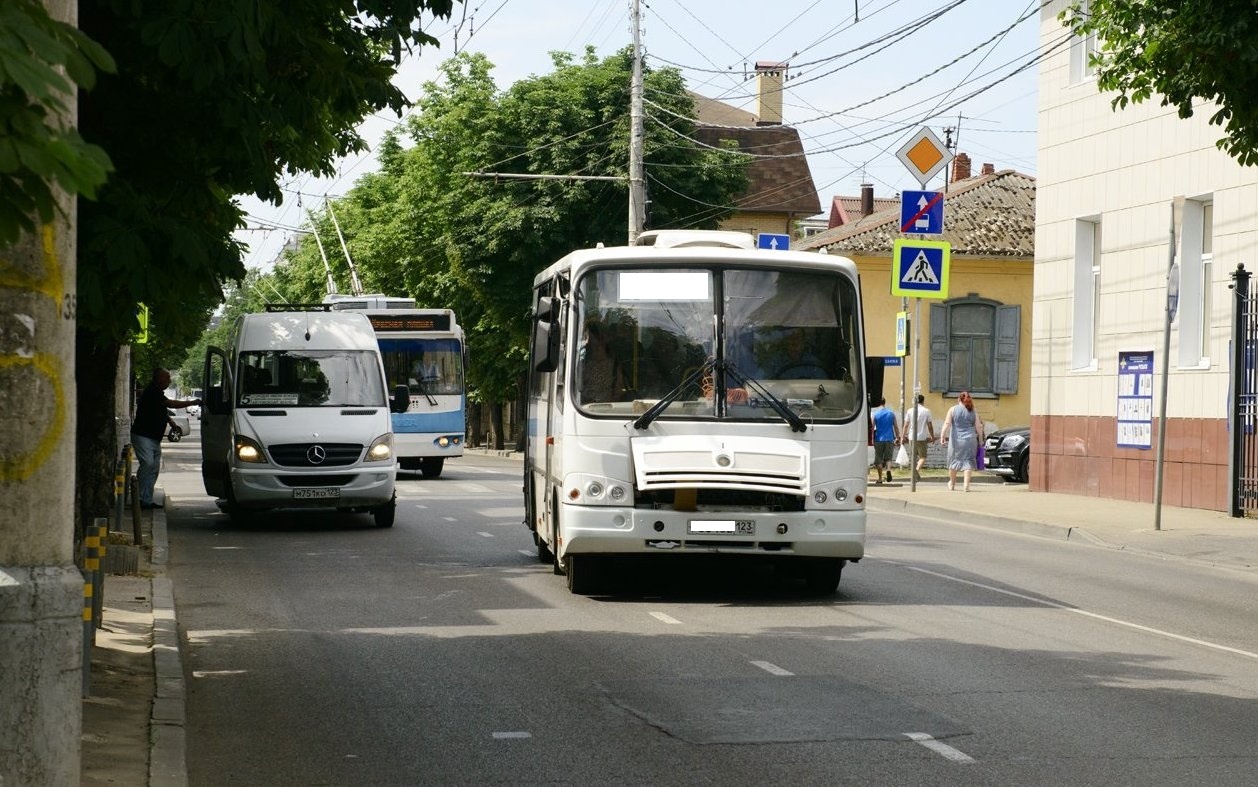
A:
[890,239,950,299]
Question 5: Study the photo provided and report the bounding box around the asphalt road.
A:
[163,447,1258,785]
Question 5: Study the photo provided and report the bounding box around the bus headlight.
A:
[434,435,463,449]
[567,474,629,506]
[814,490,828,504]
[366,433,393,462]
[234,435,267,464]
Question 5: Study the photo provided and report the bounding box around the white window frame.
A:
[1072,217,1101,371]
[1068,0,1098,84]
[1177,198,1213,368]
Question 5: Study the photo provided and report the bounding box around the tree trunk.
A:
[490,401,505,450]
[75,333,121,543]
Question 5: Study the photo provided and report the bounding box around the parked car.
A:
[167,409,191,442]
[984,425,1029,483]
[186,403,201,420]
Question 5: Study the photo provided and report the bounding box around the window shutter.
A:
[929,302,948,391]
[995,305,1021,394]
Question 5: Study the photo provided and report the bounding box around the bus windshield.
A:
[377,337,464,397]
[237,350,386,408]
[574,267,861,422]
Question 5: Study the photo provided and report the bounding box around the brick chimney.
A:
[755,61,786,126]
[860,183,874,216]
[980,163,995,176]
[951,152,971,182]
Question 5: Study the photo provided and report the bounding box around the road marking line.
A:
[906,565,1258,661]
[477,531,494,538]
[211,546,243,550]
[750,660,793,676]
[518,549,534,557]
[191,670,247,678]
[649,611,682,625]
[443,516,457,522]
[492,731,531,739]
[905,732,975,763]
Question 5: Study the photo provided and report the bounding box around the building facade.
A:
[1034,1,1258,511]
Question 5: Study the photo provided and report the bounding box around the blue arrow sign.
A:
[757,233,790,250]
[900,190,944,235]
[890,239,951,299]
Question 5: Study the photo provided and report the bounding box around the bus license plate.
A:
[689,519,754,535]
[293,488,340,499]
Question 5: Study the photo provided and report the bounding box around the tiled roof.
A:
[692,124,821,215]
[829,195,900,227]
[796,170,1036,258]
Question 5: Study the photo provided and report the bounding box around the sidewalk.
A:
[866,474,1258,571]
[81,461,1258,785]
[81,490,186,787]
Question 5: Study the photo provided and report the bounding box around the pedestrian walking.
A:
[903,394,936,482]
[870,396,901,484]
[131,368,201,509]
[940,390,984,492]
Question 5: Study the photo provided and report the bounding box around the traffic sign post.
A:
[900,190,944,235]
[890,239,950,299]
[757,233,790,251]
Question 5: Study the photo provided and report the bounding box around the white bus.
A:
[525,230,869,595]
[325,294,466,478]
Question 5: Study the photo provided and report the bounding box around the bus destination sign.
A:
[368,314,451,332]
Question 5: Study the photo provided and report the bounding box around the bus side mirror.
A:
[391,384,410,414]
[532,320,559,373]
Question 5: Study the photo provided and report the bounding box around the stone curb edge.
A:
[149,501,188,787]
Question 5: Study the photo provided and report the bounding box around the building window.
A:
[929,297,1021,395]
[1068,0,1098,83]
[1073,217,1101,370]
[1177,198,1213,367]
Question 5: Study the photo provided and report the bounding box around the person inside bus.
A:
[579,319,624,404]
[773,327,829,379]
[409,354,440,386]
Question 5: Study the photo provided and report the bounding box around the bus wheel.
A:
[372,496,396,528]
[534,529,553,563]
[803,558,844,595]
[565,554,598,595]
[421,457,444,478]
[224,481,252,524]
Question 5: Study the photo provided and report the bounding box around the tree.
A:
[71,0,457,533]
[1064,0,1258,165]
[273,49,751,447]
[0,0,114,247]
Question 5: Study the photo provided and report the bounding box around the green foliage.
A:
[274,49,751,405]
[76,0,458,352]
[0,0,115,246]
[1063,0,1258,165]
[174,269,276,390]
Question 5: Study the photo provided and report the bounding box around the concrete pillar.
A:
[0,0,82,783]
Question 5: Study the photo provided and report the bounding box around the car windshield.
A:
[573,266,861,422]
[236,350,385,408]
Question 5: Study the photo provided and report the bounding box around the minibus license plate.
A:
[688,519,754,535]
[293,488,340,499]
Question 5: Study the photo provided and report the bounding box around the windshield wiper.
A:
[723,361,808,432]
[633,357,717,430]
[414,378,438,407]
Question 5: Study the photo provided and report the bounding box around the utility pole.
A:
[627,0,646,244]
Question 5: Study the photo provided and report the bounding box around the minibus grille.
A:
[268,443,363,467]
[637,470,806,496]
[277,475,354,487]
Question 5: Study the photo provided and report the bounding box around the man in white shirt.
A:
[902,394,936,482]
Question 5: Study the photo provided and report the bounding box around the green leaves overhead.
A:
[1063,0,1258,165]
[0,0,115,246]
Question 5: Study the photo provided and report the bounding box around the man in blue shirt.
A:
[870,396,901,484]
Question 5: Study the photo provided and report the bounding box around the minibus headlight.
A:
[367,433,393,462]
[234,435,267,464]
[814,490,828,504]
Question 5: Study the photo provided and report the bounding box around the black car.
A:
[984,425,1030,483]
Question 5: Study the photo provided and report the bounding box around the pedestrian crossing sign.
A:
[890,239,950,298]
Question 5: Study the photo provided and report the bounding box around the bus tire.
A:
[372,496,396,528]
[803,558,844,595]
[421,457,444,478]
[534,529,553,563]
[565,554,598,595]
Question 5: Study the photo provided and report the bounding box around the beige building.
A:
[1035,1,1258,511]
[799,166,1036,434]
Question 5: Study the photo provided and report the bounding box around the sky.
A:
[236,0,1045,270]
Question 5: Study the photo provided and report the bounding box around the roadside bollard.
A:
[130,474,142,545]
[83,528,100,640]
[113,450,127,532]
[82,568,93,697]
[91,518,108,629]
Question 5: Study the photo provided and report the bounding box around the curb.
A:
[865,495,1101,545]
[148,501,188,787]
